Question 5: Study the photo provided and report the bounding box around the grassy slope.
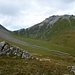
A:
[13,35,75,56]
[44,18,75,47]
[0,37,75,75]
[0,56,75,75]
[0,35,75,75]
[42,18,75,56]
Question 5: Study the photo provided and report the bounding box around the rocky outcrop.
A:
[0,41,35,59]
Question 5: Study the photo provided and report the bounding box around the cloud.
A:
[0,0,75,31]
[62,0,75,3]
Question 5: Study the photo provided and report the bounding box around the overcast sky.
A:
[0,0,75,31]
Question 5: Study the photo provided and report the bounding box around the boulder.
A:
[0,41,10,55]
[22,51,34,59]
[67,66,75,74]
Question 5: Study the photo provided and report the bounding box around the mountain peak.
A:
[61,15,72,19]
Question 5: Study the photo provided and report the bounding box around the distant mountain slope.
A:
[13,15,75,39]
[13,15,61,38]
[13,15,75,48]
[0,24,31,47]
[0,24,52,50]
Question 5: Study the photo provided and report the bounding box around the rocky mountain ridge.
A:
[13,15,75,40]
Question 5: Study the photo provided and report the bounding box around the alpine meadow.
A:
[0,15,75,75]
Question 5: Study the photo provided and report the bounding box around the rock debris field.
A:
[0,41,35,59]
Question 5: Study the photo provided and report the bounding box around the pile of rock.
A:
[0,41,35,59]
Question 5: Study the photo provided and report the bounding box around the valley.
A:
[0,15,75,75]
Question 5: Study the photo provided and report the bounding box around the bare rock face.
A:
[0,41,35,59]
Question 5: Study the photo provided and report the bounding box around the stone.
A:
[39,58,51,62]
[67,66,75,74]
[22,51,31,58]
[0,41,10,55]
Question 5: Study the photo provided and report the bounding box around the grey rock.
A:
[22,51,33,59]
[62,15,71,19]
[67,66,75,74]
[0,41,10,55]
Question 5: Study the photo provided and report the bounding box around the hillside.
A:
[0,16,75,75]
[13,15,75,48]
[0,24,33,47]
[13,15,74,39]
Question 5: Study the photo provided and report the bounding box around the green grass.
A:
[0,56,75,75]
[0,53,75,75]
[0,35,75,75]
[0,37,53,55]
[11,35,75,57]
